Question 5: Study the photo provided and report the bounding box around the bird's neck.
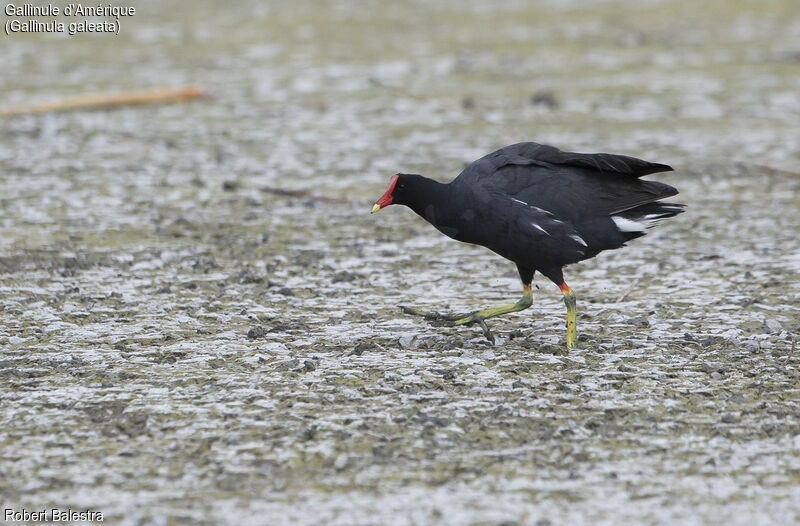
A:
[406,177,461,237]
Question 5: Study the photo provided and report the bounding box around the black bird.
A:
[371,142,684,348]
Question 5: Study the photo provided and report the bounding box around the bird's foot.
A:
[453,313,495,344]
[399,306,495,344]
[400,305,473,322]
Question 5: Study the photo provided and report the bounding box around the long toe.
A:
[401,305,473,321]
[400,305,440,319]
[476,317,495,344]
[452,313,494,342]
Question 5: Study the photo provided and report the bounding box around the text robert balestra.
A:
[4,508,104,522]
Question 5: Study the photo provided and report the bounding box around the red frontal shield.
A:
[372,174,399,212]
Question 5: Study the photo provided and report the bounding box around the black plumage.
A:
[372,142,684,346]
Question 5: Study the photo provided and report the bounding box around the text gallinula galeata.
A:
[372,142,684,348]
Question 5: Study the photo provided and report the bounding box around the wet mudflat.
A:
[1,0,799,524]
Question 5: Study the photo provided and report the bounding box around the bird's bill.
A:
[370,174,399,214]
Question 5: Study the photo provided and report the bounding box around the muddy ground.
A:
[1,1,799,524]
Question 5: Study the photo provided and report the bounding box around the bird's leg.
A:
[451,283,534,329]
[401,284,534,344]
[559,282,577,349]
[401,304,496,343]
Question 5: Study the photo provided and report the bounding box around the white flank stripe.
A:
[531,205,553,216]
[531,222,549,235]
[570,234,588,247]
[511,198,528,206]
[612,216,646,232]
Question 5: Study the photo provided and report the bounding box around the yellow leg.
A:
[453,284,533,326]
[401,284,534,343]
[559,282,577,349]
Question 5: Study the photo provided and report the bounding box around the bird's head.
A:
[371,173,422,213]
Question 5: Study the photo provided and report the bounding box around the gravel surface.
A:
[1,1,799,524]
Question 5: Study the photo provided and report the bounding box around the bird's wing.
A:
[486,191,588,266]
[456,142,678,221]
[457,142,673,182]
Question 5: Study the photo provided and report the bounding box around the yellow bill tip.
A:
[371,203,381,214]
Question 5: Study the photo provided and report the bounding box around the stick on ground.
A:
[0,86,204,116]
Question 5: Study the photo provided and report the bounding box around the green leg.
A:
[401,285,534,343]
[559,283,577,349]
[452,286,533,325]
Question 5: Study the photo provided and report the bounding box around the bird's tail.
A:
[611,201,685,232]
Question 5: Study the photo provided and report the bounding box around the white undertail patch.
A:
[611,216,647,232]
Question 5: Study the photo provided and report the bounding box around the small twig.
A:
[258,186,310,199]
[785,335,796,364]
[594,277,641,319]
[756,164,800,177]
[615,277,641,303]
[0,86,204,116]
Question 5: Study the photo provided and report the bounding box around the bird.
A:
[371,142,684,348]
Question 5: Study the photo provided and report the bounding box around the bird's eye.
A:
[398,183,407,189]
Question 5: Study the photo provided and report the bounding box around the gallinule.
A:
[372,142,684,348]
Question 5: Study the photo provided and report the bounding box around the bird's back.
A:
[455,142,678,223]
[449,142,683,276]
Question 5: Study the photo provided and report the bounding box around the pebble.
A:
[398,335,418,349]
[727,393,746,404]
[333,453,348,470]
[238,268,264,284]
[765,319,783,334]
[332,270,359,283]
[530,90,558,109]
[247,326,267,339]
[700,336,716,347]
[301,360,316,372]
[627,316,650,328]
[508,329,524,340]
[275,359,300,371]
[721,413,739,424]
[351,342,377,355]
[744,340,760,352]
